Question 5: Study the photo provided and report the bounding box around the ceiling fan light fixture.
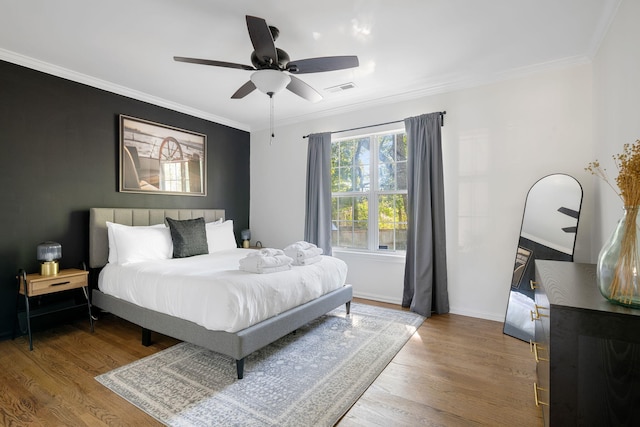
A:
[250,69,291,95]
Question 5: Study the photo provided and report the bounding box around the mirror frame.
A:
[503,173,583,342]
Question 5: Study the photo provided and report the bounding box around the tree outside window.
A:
[331,131,408,252]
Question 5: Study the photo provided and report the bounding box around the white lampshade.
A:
[250,70,291,95]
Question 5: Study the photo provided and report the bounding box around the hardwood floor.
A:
[339,300,543,426]
[0,299,543,426]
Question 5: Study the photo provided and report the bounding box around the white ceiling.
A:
[0,0,620,132]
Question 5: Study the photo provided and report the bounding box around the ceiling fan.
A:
[174,15,359,102]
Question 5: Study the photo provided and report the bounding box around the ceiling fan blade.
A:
[557,206,580,218]
[246,15,277,65]
[174,56,255,71]
[287,56,359,74]
[286,75,322,102]
[231,81,257,99]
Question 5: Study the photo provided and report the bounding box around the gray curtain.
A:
[304,132,332,255]
[403,113,449,317]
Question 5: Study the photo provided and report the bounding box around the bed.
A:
[89,208,352,379]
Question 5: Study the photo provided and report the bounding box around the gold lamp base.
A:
[40,261,59,276]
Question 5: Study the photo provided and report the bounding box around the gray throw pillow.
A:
[166,217,209,258]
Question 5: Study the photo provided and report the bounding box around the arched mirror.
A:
[503,174,583,342]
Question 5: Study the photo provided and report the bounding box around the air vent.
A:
[324,82,357,93]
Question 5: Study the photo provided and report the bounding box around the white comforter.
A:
[98,249,348,333]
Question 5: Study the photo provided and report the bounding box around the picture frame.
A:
[119,115,206,196]
[511,245,533,290]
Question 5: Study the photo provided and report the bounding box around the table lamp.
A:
[240,229,251,248]
[37,241,62,276]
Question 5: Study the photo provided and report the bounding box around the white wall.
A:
[592,0,640,256]
[250,64,595,321]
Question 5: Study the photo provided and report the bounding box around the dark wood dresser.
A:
[533,260,640,426]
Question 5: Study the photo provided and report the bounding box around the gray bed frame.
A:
[89,208,352,379]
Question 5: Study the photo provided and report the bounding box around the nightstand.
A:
[16,268,94,350]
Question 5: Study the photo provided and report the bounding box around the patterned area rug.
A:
[96,303,424,427]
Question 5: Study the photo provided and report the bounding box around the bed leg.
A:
[141,328,152,346]
[346,301,351,315]
[236,358,245,380]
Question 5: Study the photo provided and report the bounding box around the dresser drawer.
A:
[533,276,550,341]
[535,261,640,425]
[19,269,89,297]
[533,271,550,424]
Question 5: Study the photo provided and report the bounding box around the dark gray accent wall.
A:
[0,60,250,339]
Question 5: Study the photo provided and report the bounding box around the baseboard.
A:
[352,291,402,306]
[353,292,506,323]
[449,306,505,323]
[0,330,15,342]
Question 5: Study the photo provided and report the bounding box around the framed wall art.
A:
[119,115,206,196]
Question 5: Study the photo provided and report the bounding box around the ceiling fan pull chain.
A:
[270,93,275,145]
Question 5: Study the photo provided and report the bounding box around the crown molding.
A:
[1,47,591,135]
[0,48,250,132]
[256,54,592,132]
[586,0,622,59]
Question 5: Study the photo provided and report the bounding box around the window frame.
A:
[331,128,408,253]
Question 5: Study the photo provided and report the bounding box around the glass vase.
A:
[597,206,640,308]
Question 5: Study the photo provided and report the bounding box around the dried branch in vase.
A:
[587,139,640,307]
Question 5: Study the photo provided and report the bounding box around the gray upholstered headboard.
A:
[89,208,225,268]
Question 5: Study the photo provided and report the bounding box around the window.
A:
[331,130,408,252]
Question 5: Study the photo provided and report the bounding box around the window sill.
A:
[332,248,406,263]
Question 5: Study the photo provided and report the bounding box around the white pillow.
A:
[106,222,172,264]
[106,222,125,264]
[206,220,238,252]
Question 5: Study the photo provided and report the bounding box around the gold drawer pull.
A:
[535,304,549,313]
[533,382,548,407]
[529,340,549,362]
[51,281,71,287]
[530,304,549,321]
[530,280,539,290]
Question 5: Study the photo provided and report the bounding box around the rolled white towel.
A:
[239,248,293,272]
[246,248,285,258]
[284,241,323,263]
[285,241,317,250]
[296,255,322,266]
[240,263,292,274]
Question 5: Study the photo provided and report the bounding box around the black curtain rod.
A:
[302,111,446,139]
